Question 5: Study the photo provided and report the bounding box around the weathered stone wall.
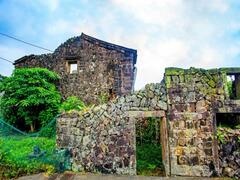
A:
[56,67,240,178]
[218,128,240,178]
[57,83,168,175]
[14,54,54,69]
[165,67,229,176]
[14,33,137,104]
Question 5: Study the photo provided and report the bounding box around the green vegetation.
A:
[217,121,240,144]
[137,144,163,176]
[0,69,90,179]
[227,78,234,99]
[98,92,109,104]
[136,117,163,176]
[0,74,6,82]
[60,96,86,112]
[0,137,56,179]
[0,68,61,132]
[217,128,227,144]
[0,68,89,179]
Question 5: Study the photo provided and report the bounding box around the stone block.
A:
[177,155,189,165]
[204,148,213,156]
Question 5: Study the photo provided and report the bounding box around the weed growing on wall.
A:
[60,96,86,112]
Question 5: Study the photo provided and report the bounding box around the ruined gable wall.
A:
[14,54,54,69]
[14,36,136,104]
[56,83,168,175]
[53,37,136,104]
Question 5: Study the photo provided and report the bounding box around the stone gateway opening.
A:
[135,117,164,176]
[128,111,169,176]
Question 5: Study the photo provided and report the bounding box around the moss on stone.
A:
[219,67,240,74]
[165,76,171,88]
[208,80,216,88]
[165,67,185,75]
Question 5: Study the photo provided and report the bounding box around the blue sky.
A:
[0,0,240,89]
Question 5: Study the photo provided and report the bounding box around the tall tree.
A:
[0,68,61,132]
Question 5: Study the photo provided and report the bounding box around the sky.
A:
[0,0,240,89]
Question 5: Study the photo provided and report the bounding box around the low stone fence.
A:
[218,128,240,179]
[57,83,168,175]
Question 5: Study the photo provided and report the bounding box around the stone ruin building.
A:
[12,33,240,178]
[14,33,137,104]
[57,67,240,178]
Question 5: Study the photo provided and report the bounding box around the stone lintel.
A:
[127,110,165,118]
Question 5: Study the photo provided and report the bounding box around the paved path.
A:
[17,173,231,180]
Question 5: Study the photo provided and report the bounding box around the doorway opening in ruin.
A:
[135,117,165,176]
[128,111,169,176]
[216,113,240,129]
[215,113,240,176]
[226,74,240,99]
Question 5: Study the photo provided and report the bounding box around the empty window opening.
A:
[108,89,116,100]
[68,61,78,74]
[216,113,240,129]
[136,117,165,176]
[227,74,240,99]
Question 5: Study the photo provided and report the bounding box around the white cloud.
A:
[111,0,185,28]
[45,19,97,36]
[107,0,239,89]
[199,0,229,13]
[1,0,239,89]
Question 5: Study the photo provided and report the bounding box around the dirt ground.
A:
[17,172,231,180]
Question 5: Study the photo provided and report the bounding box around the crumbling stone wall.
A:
[14,54,54,69]
[57,83,168,175]
[14,33,137,104]
[165,67,239,177]
[166,68,225,176]
[218,128,240,178]
[57,67,240,178]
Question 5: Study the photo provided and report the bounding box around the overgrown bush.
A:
[60,96,86,112]
[137,144,163,175]
[0,68,61,132]
[0,137,56,179]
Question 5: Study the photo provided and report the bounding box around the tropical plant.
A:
[217,129,226,144]
[60,96,86,112]
[98,92,109,104]
[0,68,61,132]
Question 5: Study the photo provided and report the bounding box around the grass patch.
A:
[0,136,56,179]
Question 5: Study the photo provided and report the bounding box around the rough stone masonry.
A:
[14,33,137,104]
[57,67,240,178]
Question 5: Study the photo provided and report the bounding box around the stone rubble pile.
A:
[218,128,240,179]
